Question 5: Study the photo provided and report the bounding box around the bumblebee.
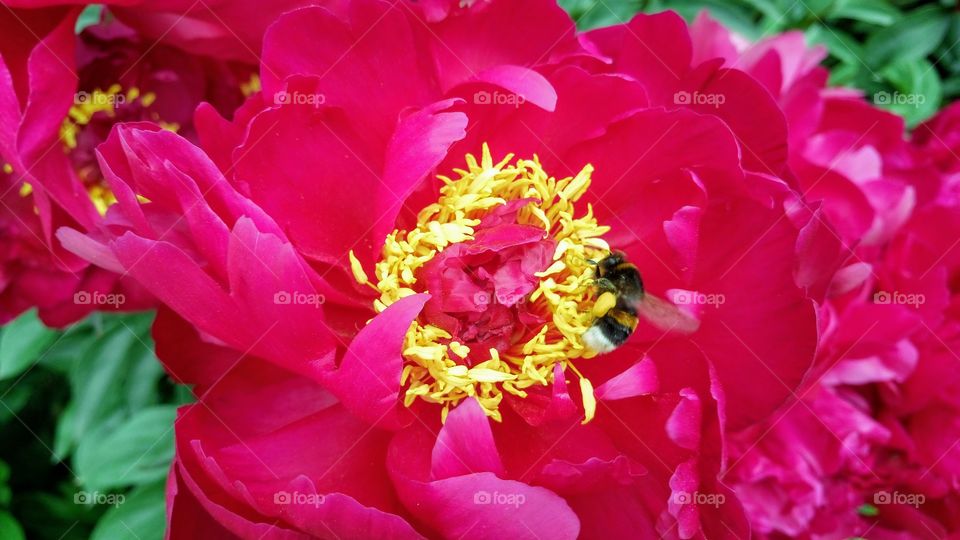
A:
[582,251,699,354]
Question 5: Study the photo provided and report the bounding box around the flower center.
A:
[59,84,170,214]
[350,145,610,423]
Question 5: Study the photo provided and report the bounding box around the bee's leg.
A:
[594,277,615,292]
[592,291,618,317]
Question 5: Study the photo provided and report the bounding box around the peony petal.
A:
[584,12,691,105]
[389,425,580,540]
[595,356,659,401]
[261,2,438,146]
[432,398,506,479]
[418,0,580,91]
[325,294,429,429]
[666,388,702,451]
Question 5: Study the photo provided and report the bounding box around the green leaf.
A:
[53,313,163,463]
[0,379,32,424]
[37,323,97,375]
[123,343,163,412]
[0,310,59,380]
[0,512,25,540]
[739,0,781,22]
[858,503,880,517]
[942,75,960,99]
[828,0,901,26]
[67,324,139,446]
[864,6,949,68]
[0,460,10,507]
[806,24,866,66]
[74,406,176,492]
[52,402,78,462]
[74,5,103,34]
[16,489,100,540]
[798,0,836,19]
[644,1,762,39]
[90,482,166,540]
[878,58,943,126]
[560,0,640,30]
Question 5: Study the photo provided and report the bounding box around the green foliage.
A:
[74,5,103,34]
[90,481,166,540]
[0,310,58,380]
[0,312,187,540]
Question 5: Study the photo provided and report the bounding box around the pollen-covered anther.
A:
[351,144,610,423]
[59,84,163,215]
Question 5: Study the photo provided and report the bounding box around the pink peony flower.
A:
[722,37,960,537]
[61,2,820,538]
[0,3,253,324]
[686,13,931,269]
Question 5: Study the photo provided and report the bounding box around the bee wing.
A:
[633,293,701,335]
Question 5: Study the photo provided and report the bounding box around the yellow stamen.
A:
[59,85,160,215]
[579,377,597,424]
[241,73,262,97]
[60,85,124,149]
[349,250,370,285]
[88,183,117,216]
[158,121,181,133]
[2,163,12,175]
[351,144,611,423]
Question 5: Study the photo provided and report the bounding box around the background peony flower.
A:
[686,13,932,274]
[2,0,317,63]
[0,5,130,325]
[726,54,960,538]
[0,3,253,324]
[57,2,823,538]
[0,167,88,324]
